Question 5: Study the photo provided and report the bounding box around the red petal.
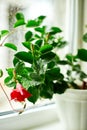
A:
[10,83,32,102]
[16,83,32,98]
[10,90,25,102]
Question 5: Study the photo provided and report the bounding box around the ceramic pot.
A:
[54,89,87,130]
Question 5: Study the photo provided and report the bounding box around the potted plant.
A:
[0,12,68,110]
[0,12,87,130]
[53,33,87,130]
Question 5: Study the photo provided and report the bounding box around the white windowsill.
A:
[0,103,61,130]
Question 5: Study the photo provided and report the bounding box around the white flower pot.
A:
[54,89,87,130]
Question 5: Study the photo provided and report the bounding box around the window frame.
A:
[65,0,83,53]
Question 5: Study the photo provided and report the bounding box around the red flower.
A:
[10,83,32,102]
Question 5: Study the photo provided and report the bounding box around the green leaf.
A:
[25,67,34,72]
[0,69,3,77]
[16,12,24,20]
[53,81,68,94]
[35,40,43,48]
[40,44,53,53]
[47,61,55,69]
[26,16,46,27]
[14,62,33,79]
[38,15,46,21]
[22,41,31,50]
[26,20,39,27]
[28,86,40,104]
[40,83,53,99]
[58,60,68,65]
[83,33,87,43]
[25,31,33,41]
[67,70,71,76]
[34,34,41,38]
[15,51,33,64]
[52,37,67,48]
[30,73,42,81]
[50,27,62,35]
[66,53,76,62]
[57,40,67,48]
[0,30,9,37]
[78,49,87,61]
[35,26,46,33]
[73,64,81,72]
[14,19,25,27]
[13,57,20,66]
[80,72,87,79]
[41,52,56,60]
[46,67,61,80]
[37,16,46,25]
[19,77,30,89]
[15,62,24,73]
[6,68,14,76]
[4,43,17,51]
[4,76,16,88]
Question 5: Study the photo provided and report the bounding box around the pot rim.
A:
[54,88,87,101]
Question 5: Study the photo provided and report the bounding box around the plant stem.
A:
[0,29,16,46]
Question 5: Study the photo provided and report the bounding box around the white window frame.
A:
[65,0,83,53]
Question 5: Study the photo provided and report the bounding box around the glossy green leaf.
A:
[22,41,31,50]
[4,76,16,88]
[35,40,43,48]
[34,34,41,38]
[37,15,46,21]
[80,72,87,79]
[30,73,42,81]
[37,15,46,25]
[58,60,68,65]
[78,49,87,61]
[26,16,46,27]
[16,12,24,20]
[50,27,62,35]
[19,77,31,89]
[4,43,17,51]
[41,52,56,60]
[73,64,81,72]
[25,31,33,41]
[40,83,53,99]
[46,68,61,80]
[53,81,68,94]
[15,61,24,72]
[57,40,67,48]
[40,44,53,53]
[15,63,33,78]
[35,26,46,33]
[25,67,33,72]
[28,86,40,104]
[26,20,39,27]
[14,19,25,27]
[6,68,14,76]
[47,61,55,69]
[66,53,74,62]
[15,51,33,64]
[0,30,9,37]
[13,57,20,66]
